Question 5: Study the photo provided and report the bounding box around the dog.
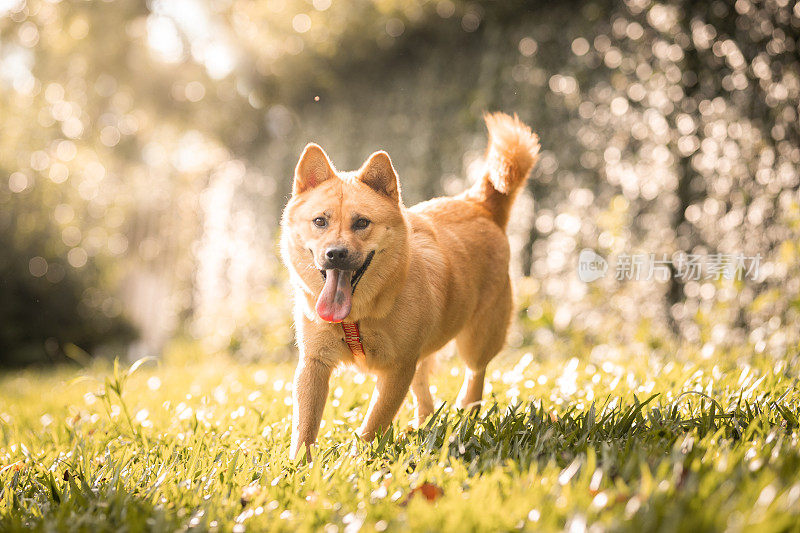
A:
[280,113,539,459]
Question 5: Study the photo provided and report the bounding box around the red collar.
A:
[341,321,367,363]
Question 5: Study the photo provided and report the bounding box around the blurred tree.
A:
[1,0,798,364]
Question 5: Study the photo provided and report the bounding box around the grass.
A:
[1,342,800,532]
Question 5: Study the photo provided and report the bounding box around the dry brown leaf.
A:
[401,482,443,505]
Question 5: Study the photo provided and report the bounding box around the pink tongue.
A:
[315,269,353,322]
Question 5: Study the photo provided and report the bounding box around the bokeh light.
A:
[0,0,798,365]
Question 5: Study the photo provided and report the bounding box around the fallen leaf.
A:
[401,482,443,505]
[0,461,23,475]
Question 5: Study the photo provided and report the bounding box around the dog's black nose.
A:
[325,246,349,264]
[325,247,348,261]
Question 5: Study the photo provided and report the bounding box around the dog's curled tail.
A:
[470,112,540,228]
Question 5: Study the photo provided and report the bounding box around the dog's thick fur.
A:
[281,113,539,459]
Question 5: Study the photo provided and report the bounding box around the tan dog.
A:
[280,113,539,459]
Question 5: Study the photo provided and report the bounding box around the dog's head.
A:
[281,143,409,322]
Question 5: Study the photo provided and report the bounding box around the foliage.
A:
[1,0,799,363]
[1,344,800,531]
[0,227,135,366]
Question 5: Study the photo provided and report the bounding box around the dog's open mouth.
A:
[350,250,374,291]
[316,251,374,322]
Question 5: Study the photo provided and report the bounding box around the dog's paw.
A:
[357,427,375,441]
[289,444,313,463]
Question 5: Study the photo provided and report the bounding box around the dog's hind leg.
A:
[455,367,486,412]
[455,279,512,412]
[410,355,435,427]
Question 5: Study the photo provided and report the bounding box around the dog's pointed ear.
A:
[358,151,400,203]
[293,143,335,195]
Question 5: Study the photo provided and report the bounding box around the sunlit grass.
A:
[1,342,799,531]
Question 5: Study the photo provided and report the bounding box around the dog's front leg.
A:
[290,357,332,461]
[358,362,416,440]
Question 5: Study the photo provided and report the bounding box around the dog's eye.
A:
[312,217,327,228]
[353,218,371,230]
